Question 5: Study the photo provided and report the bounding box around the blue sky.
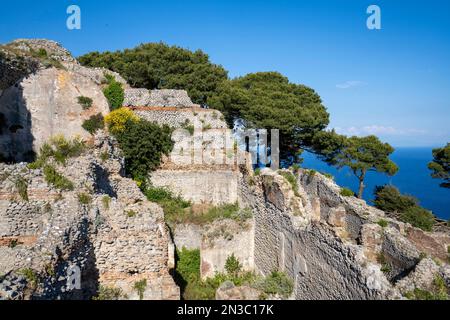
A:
[1,0,449,147]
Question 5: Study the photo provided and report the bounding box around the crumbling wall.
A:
[0,134,180,300]
[151,169,240,205]
[239,169,396,300]
[172,219,254,280]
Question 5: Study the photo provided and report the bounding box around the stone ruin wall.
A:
[0,134,179,300]
[172,219,255,280]
[237,169,393,299]
[237,167,450,299]
[134,106,247,206]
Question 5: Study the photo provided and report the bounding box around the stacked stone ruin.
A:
[1,39,449,300]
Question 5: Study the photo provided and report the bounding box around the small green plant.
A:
[323,172,334,180]
[8,239,18,248]
[291,164,301,174]
[306,169,317,177]
[93,286,127,300]
[100,151,109,162]
[43,165,74,191]
[14,176,28,201]
[405,276,448,300]
[340,187,354,197]
[77,192,92,206]
[19,268,39,288]
[33,135,86,166]
[77,96,93,110]
[377,253,391,274]
[103,76,124,110]
[225,254,242,277]
[82,114,104,135]
[254,168,261,176]
[102,195,111,210]
[126,210,137,218]
[182,120,195,135]
[133,279,147,300]
[258,271,294,299]
[377,219,389,228]
[278,171,300,196]
[37,48,47,58]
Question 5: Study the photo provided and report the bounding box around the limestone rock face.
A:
[0,39,113,162]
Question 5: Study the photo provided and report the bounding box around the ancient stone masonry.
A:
[172,219,255,280]
[0,133,179,300]
[124,88,199,108]
[238,168,450,299]
[2,38,449,301]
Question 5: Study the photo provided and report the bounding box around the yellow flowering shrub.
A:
[104,107,139,134]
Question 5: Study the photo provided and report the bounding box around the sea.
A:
[301,147,450,220]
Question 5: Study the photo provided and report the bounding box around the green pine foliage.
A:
[374,185,418,213]
[374,185,435,231]
[79,43,228,105]
[428,143,450,188]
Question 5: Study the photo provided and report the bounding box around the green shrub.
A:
[278,171,299,196]
[8,239,18,249]
[103,77,124,110]
[306,169,317,177]
[100,151,109,162]
[126,210,137,218]
[37,48,47,58]
[182,120,195,136]
[114,119,174,181]
[340,187,354,197]
[43,165,74,191]
[77,192,92,205]
[377,219,389,228]
[145,186,174,202]
[225,254,242,277]
[14,176,28,201]
[322,172,334,180]
[405,275,448,300]
[33,136,86,166]
[82,114,104,135]
[77,96,93,110]
[257,271,293,299]
[19,268,39,288]
[133,279,147,300]
[93,286,127,300]
[401,206,435,232]
[254,168,261,176]
[291,164,301,174]
[102,195,111,210]
[374,185,418,213]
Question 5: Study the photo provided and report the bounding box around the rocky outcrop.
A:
[0,39,125,162]
[0,133,179,300]
[238,168,450,300]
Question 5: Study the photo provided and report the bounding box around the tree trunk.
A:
[358,170,367,199]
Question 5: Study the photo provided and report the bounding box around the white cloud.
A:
[334,125,427,137]
[336,80,367,89]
